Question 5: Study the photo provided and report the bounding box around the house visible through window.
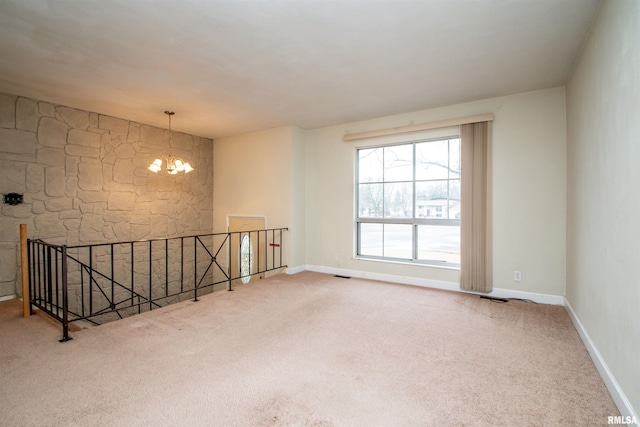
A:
[357,137,461,267]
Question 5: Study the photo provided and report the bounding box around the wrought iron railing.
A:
[28,228,288,342]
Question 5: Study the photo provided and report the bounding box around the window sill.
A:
[353,256,460,271]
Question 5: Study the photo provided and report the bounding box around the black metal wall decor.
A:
[3,193,23,205]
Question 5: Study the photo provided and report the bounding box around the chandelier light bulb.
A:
[148,158,162,173]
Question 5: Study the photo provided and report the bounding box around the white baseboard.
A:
[564,298,639,425]
[306,263,459,291]
[0,294,17,302]
[286,265,307,275]
[485,287,564,305]
[303,264,564,305]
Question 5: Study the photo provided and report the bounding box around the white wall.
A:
[305,87,567,295]
[213,125,305,269]
[566,0,640,416]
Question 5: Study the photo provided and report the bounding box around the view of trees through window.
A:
[357,137,461,266]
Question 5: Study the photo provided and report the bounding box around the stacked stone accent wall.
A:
[0,93,213,298]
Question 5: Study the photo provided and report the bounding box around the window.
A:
[357,137,461,267]
[240,234,253,284]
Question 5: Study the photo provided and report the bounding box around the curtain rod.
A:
[343,113,494,142]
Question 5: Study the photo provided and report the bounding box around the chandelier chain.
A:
[165,111,174,153]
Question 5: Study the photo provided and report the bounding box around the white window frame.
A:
[355,136,461,268]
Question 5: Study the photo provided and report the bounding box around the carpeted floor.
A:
[0,271,619,426]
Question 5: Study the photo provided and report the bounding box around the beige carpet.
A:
[0,271,618,426]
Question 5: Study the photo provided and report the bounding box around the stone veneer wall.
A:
[0,93,213,298]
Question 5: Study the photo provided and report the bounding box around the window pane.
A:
[416,181,449,218]
[449,180,460,219]
[359,183,384,218]
[384,182,413,218]
[359,147,383,183]
[384,144,413,182]
[416,140,449,180]
[360,223,383,256]
[383,224,412,259]
[417,225,460,265]
[449,138,461,179]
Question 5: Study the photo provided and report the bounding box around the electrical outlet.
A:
[333,252,339,261]
[514,271,522,282]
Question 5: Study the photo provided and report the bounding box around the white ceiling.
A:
[0,0,601,139]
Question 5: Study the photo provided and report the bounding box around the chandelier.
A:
[148,111,194,175]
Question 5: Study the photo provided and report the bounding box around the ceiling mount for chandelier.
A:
[148,111,194,175]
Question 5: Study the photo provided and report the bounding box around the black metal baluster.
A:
[193,237,198,301]
[257,231,261,276]
[89,246,93,316]
[46,246,52,313]
[60,245,71,342]
[264,231,268,272]
[130,242,134,306]
[27,241,33,313]
[250,231,254,278]
[32,242,38,309]
[228,232,232,291]
[31,243,37,307]
[279,230,283,269]
[149,240,152,311]
[38,243,42,307]
[40,244,45,310]
[54,248,59,318]
[110,243,115,310]
[80,254,85,318]
[180,237,184,293]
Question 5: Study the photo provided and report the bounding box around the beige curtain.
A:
[460,122,492,292]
